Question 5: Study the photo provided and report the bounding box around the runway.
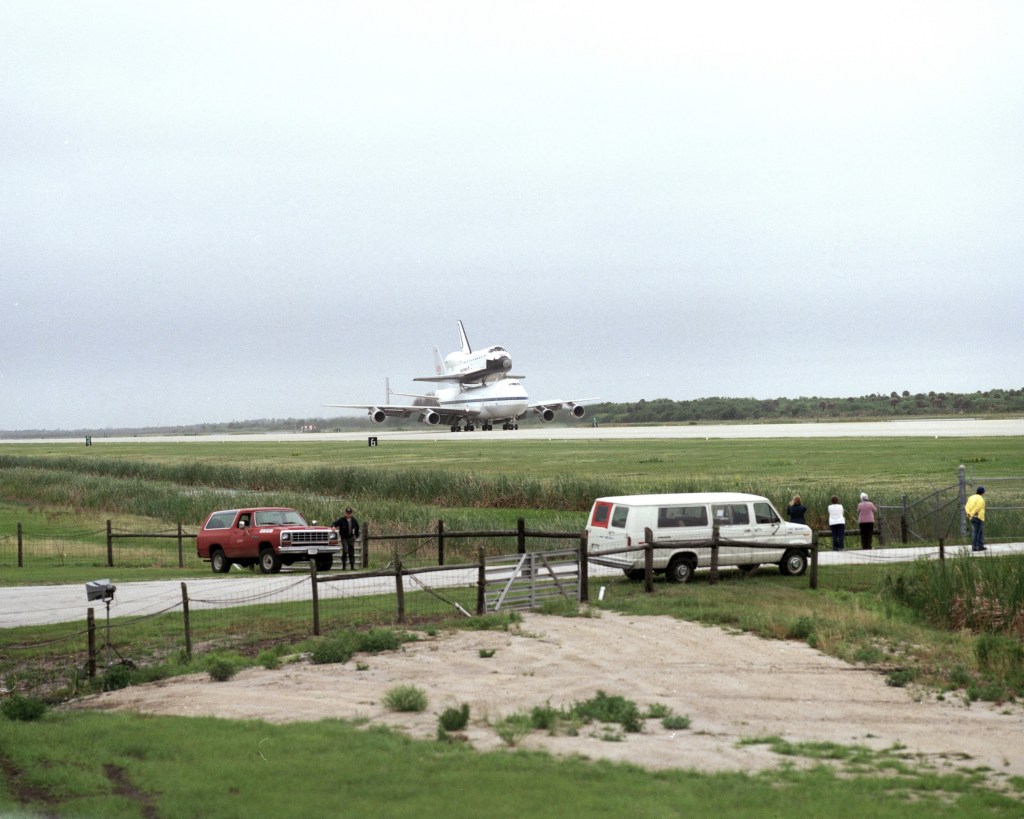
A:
[3,417,1023,445]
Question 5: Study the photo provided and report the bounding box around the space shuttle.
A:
[326,321,596,432]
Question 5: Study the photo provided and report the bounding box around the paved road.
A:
[3,417,1024,445]
[5,545,1023,630]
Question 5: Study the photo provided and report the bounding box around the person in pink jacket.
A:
[856,492,878,550]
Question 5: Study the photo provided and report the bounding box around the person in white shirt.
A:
[828,495,846,551]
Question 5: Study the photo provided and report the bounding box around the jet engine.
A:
[538,408,556,422]
[420,410,441,425]
[569,404,586,418]
[370,409,387,424]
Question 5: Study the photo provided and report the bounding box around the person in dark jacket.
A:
[332,507,360,570]
[786,495,807,525]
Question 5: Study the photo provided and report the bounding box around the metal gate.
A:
[484,549,580,612]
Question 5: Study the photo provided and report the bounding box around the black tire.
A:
[779,549,808,577]
[315,555,333,572]
[259,548,282,574]
[666,555,696,584]
[211,549,231,574]
[623,569,645,582]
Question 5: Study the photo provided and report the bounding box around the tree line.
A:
[2,387,1021,438]
[588,388,1024,425]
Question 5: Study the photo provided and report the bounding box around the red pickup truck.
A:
[196,507,340,574]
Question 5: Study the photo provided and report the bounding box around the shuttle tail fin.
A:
[458,320,472,355]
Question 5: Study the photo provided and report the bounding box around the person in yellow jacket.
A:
[965,486,986,552]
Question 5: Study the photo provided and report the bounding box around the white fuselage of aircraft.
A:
[325,320,594,432]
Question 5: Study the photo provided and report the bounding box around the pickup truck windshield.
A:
[254,510,308,526]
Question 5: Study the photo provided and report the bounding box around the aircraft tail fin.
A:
[432,345,445,376]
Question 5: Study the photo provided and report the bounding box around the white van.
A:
[586,492,813,583]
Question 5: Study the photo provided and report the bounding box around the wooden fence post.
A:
[437,519,445,566]
[394,547,405,624]
[477,546,486,615]
[177,522,184,568]
[809,533,818,590]
[578,535,589,603]
[106,519,114,568]
[709,523,720,585]
[517,518,526,554]
[180,583,192,661]
[17,522,23,568]
[87,607,97,679]
[643,527,654,593]
[310,560,321,636]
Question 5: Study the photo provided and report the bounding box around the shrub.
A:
[310,634,359,665]
[207,657,238,682]
[383,685,428,712]
[1,694,46,722]
[257,650,281,670]
[494,713,533,747]
[101,663,133,692]
[358,628,405,654]
[661,714,691,730]
[439,703,470,732]
[570,691,643,733]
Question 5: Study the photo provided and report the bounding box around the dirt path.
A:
[72,611,1024,779]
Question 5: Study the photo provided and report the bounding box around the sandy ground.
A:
[72,611,1024,779]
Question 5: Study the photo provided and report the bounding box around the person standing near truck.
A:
[856,492,878,549]
[332,507,361,569]
[965,486,987,552]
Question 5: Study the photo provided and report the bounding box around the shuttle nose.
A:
[487,355,512,373]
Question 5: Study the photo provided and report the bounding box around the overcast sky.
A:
[2,1,1022,430]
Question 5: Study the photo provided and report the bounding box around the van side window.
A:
[753,502,780,524]
[658,505,708,527]
[610,506,630,528]
[712,504,750,525]
[590,502,612,528]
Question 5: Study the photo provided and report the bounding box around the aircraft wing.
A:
[527,398,601,422]
[324,403,426,420]
[324,403,483,426]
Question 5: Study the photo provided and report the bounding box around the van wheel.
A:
[623,569,645,582]
[666,556,696,584]
[779,550,808,577]
[211,549,231,574]
[259,548,282,574]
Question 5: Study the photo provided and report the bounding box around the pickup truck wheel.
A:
[666,555,696,584]
[779,550,808,577]
[259,548,282,574]
[211,549,231,574]
[315,555,333,572]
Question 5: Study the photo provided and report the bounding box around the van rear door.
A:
[587,502,631,555]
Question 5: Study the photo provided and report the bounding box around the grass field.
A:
[3,435,1024,816]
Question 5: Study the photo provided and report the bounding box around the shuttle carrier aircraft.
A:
[326,321,595,432]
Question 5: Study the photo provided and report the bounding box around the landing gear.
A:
[501,421,519,430]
